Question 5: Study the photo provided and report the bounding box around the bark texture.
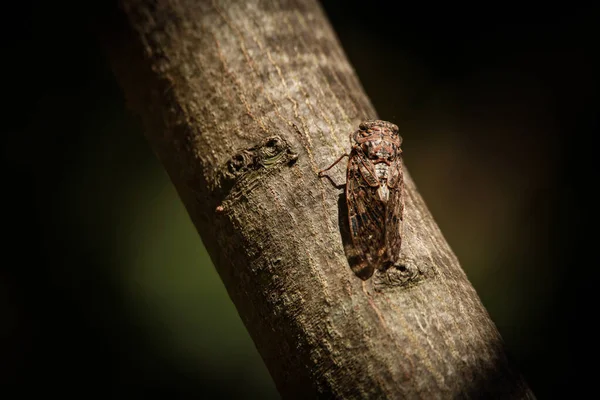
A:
[100,0,535,398]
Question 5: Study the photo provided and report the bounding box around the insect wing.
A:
[384,157,404,264]
[346,150,386,279]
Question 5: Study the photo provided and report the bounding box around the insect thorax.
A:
[354,120,402,165]
[374,162,389,180]
[353,121,401,202]
[363,137,397,162]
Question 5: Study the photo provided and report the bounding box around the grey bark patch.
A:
[216,136,298,212]
[372,255,436,291]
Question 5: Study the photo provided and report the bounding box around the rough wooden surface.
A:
[100,0,535,398]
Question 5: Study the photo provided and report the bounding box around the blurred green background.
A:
[2,1,595,398]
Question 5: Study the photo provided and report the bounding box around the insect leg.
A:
[318,153,350,176]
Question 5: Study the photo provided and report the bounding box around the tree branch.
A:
[98,0,535,398]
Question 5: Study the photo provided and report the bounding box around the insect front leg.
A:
[318,153,349,177]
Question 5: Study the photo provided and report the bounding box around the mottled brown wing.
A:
[346,149,386,279]
[385,157,405,265]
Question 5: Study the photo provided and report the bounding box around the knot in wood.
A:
[215,136,298,212]
[372,256,436,291]
[224,136,298,182]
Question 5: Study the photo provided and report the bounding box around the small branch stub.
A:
[215,135,298,213]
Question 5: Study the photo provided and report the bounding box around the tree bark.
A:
[99,0,535,398]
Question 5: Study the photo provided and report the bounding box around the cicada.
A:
[319,120,404,280]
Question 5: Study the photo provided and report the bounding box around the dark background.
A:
[2,0,596,398]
